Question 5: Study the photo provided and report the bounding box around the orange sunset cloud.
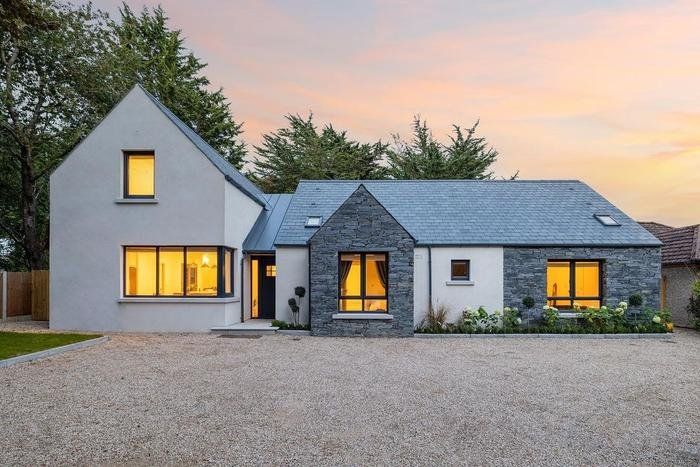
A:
[94,0,700,225]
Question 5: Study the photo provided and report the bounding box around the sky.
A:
[94,0,700,226]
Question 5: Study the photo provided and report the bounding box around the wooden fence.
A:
[0,270,49,321]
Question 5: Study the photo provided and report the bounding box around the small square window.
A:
[594,214,620,226]
[305,216,322,227]
[266,265,276,277]
[451,260,470,280]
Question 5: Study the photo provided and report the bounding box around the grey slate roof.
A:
[274,180,662,247]
[243,194,293,252]
[139,85,269,208]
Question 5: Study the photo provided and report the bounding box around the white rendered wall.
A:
[414,247,504,326]
[275,247,309,324]
[50,86,260,332]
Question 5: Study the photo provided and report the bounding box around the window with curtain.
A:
[124,246,235,298]
[339,252,388,312]
[546,260,602,309]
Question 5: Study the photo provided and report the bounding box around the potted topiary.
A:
[628,293,643,324]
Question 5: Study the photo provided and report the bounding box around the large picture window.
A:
[124,151,155,198]
[124,246,234,298]
[339,252,388,312]
[546,260,602,309]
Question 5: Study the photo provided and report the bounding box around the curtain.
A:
[340,259,353,292]
[375,257,388,292]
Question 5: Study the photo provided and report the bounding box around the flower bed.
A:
[415,301,672,335]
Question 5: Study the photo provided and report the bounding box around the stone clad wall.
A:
[308,185,415,336]
[503,247,661,318]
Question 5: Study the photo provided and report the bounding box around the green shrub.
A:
[628,294,643,307]
[522,296,535,309]
[503,307,522,332]
[688,280,700,330]
[542,305,559,330]
[420,303,450,333]
[272,320,310,331]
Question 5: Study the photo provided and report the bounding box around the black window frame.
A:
[123,245,235,298]
[546,259,603,309]
[123,150,155,199]
[338,252,389,313]
[450,259,471,281]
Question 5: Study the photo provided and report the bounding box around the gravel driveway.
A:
[1,328,698,466]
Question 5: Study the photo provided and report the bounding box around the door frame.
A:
[250,254,276,320]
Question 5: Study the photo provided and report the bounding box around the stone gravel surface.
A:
[1,328,698,466]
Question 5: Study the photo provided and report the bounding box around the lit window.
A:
[125,247,156,296]
[339,252,388,312]
[305,216,322,227]
[124,152,155,198]
[594,214,619,226]
[546,260,602,309]
[265,265,276,277]
[187,248,218,296]
[451,260,470,280]
[224,249,233,294]
[124,246,234,297]
[159,247,184,296]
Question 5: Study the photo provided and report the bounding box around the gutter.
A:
[239,254,245,323]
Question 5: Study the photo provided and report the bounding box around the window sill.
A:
[332,313,393,320]
[115,198,159,204]
[446,280,474,286]
[118,297,240,304]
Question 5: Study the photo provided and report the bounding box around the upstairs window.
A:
[451,260,471,280]
[124,151,155,198]
[339,253,388,312]
[547,260,602,309]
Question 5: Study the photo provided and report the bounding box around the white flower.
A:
[600,306,608,311]
[652,315,661,324]
[515,317,522,325]
[493,310,502,316]
[504,307,511,312]
[619,301,628,309]
[543,305,549,310]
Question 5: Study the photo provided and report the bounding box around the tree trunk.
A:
[19,145,44,270]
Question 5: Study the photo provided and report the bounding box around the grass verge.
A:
[0,332,100,360]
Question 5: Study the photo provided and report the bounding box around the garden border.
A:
[414,333,671,339]
[0,335,109,368]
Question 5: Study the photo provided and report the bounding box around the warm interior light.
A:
[126,153,154,196]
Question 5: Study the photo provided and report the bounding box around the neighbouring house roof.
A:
[641,222,700,265]
[243,193,293,252]
[638,221,674,238]
[273,180,662,247]
[139,85,269,209]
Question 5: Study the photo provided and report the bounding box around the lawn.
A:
[0,332,100,360]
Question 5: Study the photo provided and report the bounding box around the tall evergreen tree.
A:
[251,113,388,193]
[0,1,246,270]
[388,116,501,180]
[108,4,245,167]
[0,0,113,270]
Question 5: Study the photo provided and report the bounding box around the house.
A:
[640,222,700,327]
[49,85,662,335]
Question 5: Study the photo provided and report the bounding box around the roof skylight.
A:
[594,214,620,226]
[305,216,323,228]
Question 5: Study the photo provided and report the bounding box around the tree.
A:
[387,116,502,180]
[108,4,246,167]
[1,0,113,270]
[251,113,388,193]
[0,1,247,270]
